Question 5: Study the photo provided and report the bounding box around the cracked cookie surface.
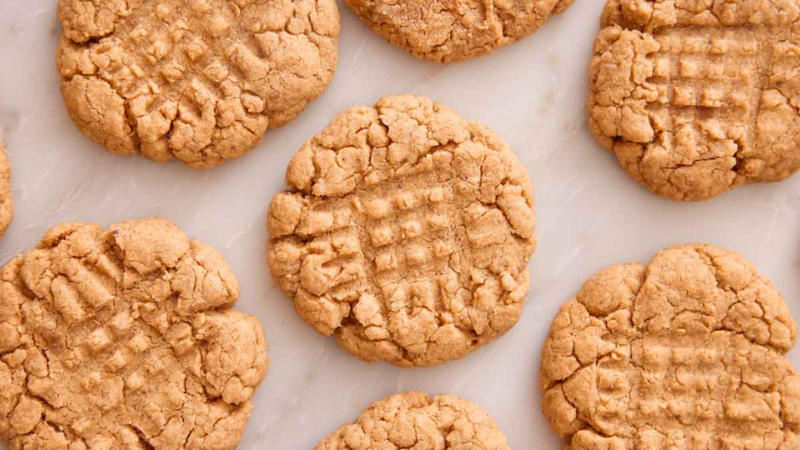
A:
[56,0,339,168]
[0,218,269,449]
[344,0,570,63]
[267,95,536,367]
[589,0,800,200]
[0,142,12,241]
[315,391,511,449]
[540,244,800,450]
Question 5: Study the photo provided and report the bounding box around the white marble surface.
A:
[0,1,799,449]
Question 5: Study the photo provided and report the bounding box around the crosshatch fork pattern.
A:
[589,0,800,201]
[56,0,339,168]
[647,28,762,146]
[267,96,537,367]
[541,244,800,450]
[0,219,269,449]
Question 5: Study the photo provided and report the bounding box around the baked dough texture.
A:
[0,219,269,449]
[56,0,340,168]
[344,0,572,63]
[0,142,13,240]
[315,391,511,449]
[267,95,537,367]
[589,0,800,200]
[541,244,800,450]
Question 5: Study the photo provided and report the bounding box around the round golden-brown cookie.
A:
[344,0,571,63]
[540,244,800,449]
[0,142,13,239]
[267,95,537,367]
[315,392,511,449]
[56,0,340,168]
[0,219,269,449]
[589,0,800,201]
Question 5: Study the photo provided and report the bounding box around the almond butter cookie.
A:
[0,219,269,449]
[589,0,800,201]
[344,0,571,63]
[0,141,13,240]
[56,0,340,168]
[267,95,537,367]
[315,392,511,449]
[541,244,800,449]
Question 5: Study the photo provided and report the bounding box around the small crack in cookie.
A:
[0,218,269,449]
[267,95,537,367]
[56,0,340,168]
[540,244,800,449]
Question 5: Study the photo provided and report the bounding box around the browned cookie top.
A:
[541,244,800,450]
[315,392,511,449]
[589,0,800,200]
[57,0,339,168]
[344,0,570,63]
[267,95,537,366]
[0,219,269,449]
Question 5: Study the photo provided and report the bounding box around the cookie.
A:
[588,0,800,201]
[552,0,576,15]
[267,95,537,367]
[344,0,570,63]
[56,0,340,168]
[540,244,800,449]
[315,392,511,449]
[0,219,269,449]
[0,142,12,240]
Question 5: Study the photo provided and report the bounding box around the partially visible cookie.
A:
[344,0,571,63]
[541,244,800,449]
[56,0,340,168]
[0,141,12,239]
[267,95,537,367]
[589,0,800,200]
[0,218,269,449]
[552,0,576,15]
[315,392,511,449]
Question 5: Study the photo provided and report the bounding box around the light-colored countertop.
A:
[1,1,799,449]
